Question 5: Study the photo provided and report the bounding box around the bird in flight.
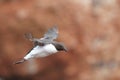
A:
[14,26,67,64]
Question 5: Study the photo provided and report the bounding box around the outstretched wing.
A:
[40,26,58,42]
[24,26,58,45]
[24,33,40,46]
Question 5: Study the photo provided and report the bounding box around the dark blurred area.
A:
[1,0,120,80]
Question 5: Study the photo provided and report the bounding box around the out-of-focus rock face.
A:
[0,0,120,80]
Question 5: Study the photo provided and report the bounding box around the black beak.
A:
[64,48,68,52]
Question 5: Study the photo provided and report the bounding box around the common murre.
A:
[14,26,67,64]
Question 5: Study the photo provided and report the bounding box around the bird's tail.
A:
[14,59,26,64]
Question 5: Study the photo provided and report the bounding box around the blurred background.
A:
[1,0,120,80]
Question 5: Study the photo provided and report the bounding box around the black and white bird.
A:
[15,26,67,64]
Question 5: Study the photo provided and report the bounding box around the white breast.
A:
[43,44,58,53]
[24,44,58,60]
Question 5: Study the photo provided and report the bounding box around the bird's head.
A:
[53,42,68,52]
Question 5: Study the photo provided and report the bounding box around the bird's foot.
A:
[14,59,26,64]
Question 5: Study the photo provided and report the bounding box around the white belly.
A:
[24,44,58,60]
